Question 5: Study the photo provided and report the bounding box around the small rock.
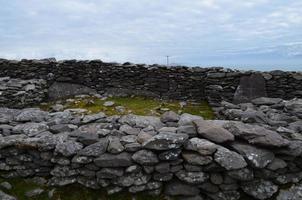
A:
[0,182,12,190]
[103,101,115,107]
[25,188,44,198]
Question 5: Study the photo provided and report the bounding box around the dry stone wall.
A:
[0,96,302,200]
[0,59,301,108]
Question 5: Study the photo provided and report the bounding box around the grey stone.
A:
[252,97,283,105]
[233,73,267,104]
[0,182,12,190]
[231,142,275,168]
[227,168,254,181]
[177,125,197,137]
[12,122,48,137]
[182,151,212,165]
[267,158,287,170]
[96,168,124,179]
[55,141,83,157]
[224,122,289,147]
[158,149,181,161]
[25,188,44,198]
[178,113,203,126]
[143,132,188,150]
[176,170,209,184]
[119,124,140,135]
[241,180,278,200]
[94,152,133,167]
[132,150,159,165]
[184,138,217,155]
[0,190,16,200]
[277,182,302,200]
[78,138,108,157]
[164,180,200,196]
[214,147,247,170]
[194,119,234,143]
[107,136,124,154]
[160,111,180,123]
[14,108,49,122]
[82,112,106,123]
[119,114,164,130]
[48,82,96,100]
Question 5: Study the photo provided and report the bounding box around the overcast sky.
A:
[0,0,301,70]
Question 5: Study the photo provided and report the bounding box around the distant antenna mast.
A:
[166,56,170,66]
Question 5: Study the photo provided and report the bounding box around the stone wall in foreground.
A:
[0,59,301,107]
[0,96,302,200]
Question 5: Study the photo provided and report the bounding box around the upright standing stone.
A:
[233,74,267,104]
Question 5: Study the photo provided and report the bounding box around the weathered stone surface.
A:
[107,136,124,154]
[132,150,159,165]
[48,82,96,100]
[55,141,83,157]
[0,190,16,200]
[158,149,181,161]
[94,152,133,167]
[12,122,48,137]
[164,180,200,196]
[178,113,203,126]
[184,138,217,155]
[78,138,108,157]
[160,111,180,123]
[233,73,267,104]
[227,168,254,181]
[143,132,188,150]
[176,170,209,184]
[241,180,278,200]
[214,147,247,170]
[119,114,164,130]
[277,182,302,200]
[82,112,106,124]
[224,122,289,147]
[231,142,275,168]
[182,151,212,166]
[251,97,282,105]
[194,120,234,143]
[25,188,44,197]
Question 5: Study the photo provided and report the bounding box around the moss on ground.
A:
[40,96,215,120]
[0,177,168,200]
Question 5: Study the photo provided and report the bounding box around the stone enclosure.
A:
[0,58,302,200]
[0,58,301,108]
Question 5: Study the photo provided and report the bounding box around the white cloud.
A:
[0,0,301,69]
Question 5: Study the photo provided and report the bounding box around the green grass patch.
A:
[40,96,215,120]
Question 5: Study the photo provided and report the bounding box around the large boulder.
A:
[193,119,234,143]
[233,74,267,104]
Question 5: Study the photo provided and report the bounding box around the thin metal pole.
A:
[166,56,169,66]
